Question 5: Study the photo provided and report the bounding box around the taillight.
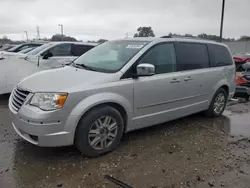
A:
[236,76,248,85]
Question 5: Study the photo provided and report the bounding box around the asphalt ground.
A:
[1,95,250,188]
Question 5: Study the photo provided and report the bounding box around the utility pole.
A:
[36,26,40,40]
[58,24,64,36]
[24,31,29,41]
[58,24,64,41]
[219,0,225,42]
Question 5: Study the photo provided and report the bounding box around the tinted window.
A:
[48,43,72,56]
[138,43,176,74]
[175,43,209,71]
[71,44,94,56]
[208,44,233,67]
[27,43,54,55]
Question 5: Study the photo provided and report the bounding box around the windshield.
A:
[27,43,54,55]
[7,44,23,52]
[19,47,36,54]
[2,45,15,51]
[73,40,149,73]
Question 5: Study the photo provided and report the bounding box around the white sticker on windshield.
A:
[126,45,144,49]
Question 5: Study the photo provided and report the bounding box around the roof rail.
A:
[160,35,213,41]
[160,36,172,38]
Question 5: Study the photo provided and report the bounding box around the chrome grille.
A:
[11,87,30,112]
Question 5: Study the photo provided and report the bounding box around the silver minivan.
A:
[9,37,236,157]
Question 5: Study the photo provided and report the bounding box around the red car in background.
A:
[233,52,250,71]
[233,55,250,101]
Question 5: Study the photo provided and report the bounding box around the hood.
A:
[19,66,120,92]
[0,51,27,60]
[1,51,15,56]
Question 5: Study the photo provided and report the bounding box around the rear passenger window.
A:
[208,44,233,67]
[138,43,176,74]
[175,43,209,71]
[49,44,72,56]
[71,45,94,56]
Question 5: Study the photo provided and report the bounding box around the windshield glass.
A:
[7,44,23,52]
[27,43,54,55]
[73,40,149,73]
[19,47,36,54]
[2,45,15,51]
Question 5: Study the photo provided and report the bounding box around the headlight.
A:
[30,93,68,111]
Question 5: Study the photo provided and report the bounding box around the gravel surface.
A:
[0,95,250,188]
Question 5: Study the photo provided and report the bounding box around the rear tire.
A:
[205,88,228,117]
[75,106,124,157]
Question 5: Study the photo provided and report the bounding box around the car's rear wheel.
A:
[75,106,124,157]
[205,88,228,117]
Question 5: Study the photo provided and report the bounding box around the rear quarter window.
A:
[207,44,233,67]
[71,45,94,56]
[175,42,209,71]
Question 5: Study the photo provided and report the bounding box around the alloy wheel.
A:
[88,116,118,150]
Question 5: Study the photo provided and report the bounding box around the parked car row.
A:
[0,46,38,59]
[8,37,236,157]
[0,44,17,51]
[0,41,98,94]
[0,42,46,58]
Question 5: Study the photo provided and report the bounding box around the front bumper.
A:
[9,98,77,147]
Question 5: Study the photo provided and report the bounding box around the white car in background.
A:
[0,46,37,59]
[23,42,98,69]
[0,44,16,51]
[0,42,44,54]
[0,42,98,95]
[0,42,45,60]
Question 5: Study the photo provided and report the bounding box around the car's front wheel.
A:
[205,88,228,117]
[75,105,124,157]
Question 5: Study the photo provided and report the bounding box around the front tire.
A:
[205,88,228,117]
[75,106,124,157]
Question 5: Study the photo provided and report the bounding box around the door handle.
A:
[184,77,193,81]
[170,78,180,83]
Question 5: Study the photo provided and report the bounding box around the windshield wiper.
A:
[65,61,73,66]
[74,63,96,71]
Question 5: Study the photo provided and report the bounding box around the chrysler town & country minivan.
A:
[9,37,235,157]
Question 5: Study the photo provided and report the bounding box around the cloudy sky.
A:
[0,0,249,41]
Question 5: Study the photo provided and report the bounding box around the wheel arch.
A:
[65,92,133,142]
[220,85,229,96]
[77,102,128,133]
[211,80,230,102]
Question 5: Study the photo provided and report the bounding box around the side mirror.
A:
[137,63,155,76]
[43,51,53,59]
